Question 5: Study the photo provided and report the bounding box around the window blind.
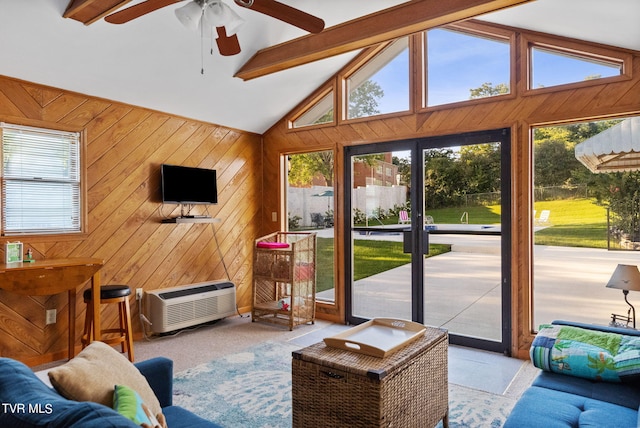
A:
[1,123,81,235]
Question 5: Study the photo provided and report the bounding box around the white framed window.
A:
[1,123,82,235]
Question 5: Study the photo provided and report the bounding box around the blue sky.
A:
[531,48,620,88]
[427,29,510,106]
[367,43,410,114]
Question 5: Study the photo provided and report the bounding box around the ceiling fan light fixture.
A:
[175,1,204,31]
[204,2,245,36]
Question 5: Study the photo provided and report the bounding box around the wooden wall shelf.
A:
[161,217,221,224]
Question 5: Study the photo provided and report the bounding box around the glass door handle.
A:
[403,230,429,254]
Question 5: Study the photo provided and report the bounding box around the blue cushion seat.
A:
[0,356,222,428]
[533,371,640,409]
[0,357,137,428]
[164,406,220,428]
[505,386,638,428]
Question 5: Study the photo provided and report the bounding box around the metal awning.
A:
[575,117,640,173]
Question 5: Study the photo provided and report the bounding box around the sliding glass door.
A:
[345,129,511,353]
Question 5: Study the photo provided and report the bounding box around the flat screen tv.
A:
[161,164,218,204]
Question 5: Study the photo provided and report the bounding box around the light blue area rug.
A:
[173,341,517,428]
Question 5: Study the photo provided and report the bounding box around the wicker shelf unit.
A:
[252,232,316,330]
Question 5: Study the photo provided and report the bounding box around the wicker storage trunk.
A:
[292,327,448,428]
[252,232,316,330]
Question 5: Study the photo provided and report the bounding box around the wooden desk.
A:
[0,258,104,359]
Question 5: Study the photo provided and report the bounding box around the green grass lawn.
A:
[532,199,608,248]
[425,205,501,225]
[316,237,450,293]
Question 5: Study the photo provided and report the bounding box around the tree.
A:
[315,108,333,125]
[534,140,580,187]
[459,143,501,194]
[354,154,385,168]
[607,172,640,240]
[393,155,411,187]
[288,151,334,186]
[348,80,384,118]
[424,149,465,208]
[533,119,623,192]
[469,82,509,99]
[312,79,384,123]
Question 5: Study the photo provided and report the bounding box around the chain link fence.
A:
[464,185,589,207]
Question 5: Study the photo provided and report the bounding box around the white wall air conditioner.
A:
[145,280,236,334]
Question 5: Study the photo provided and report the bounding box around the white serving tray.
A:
[323,318,426,358]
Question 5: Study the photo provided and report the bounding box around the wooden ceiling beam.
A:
[64,0,132,25]
[235,0,533,81]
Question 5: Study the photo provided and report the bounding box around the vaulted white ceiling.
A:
[1,0,638,134]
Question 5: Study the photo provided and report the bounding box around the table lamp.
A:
[606,264,640,328]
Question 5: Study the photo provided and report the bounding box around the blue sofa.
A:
[0,356,221,428]
[505,320,640,428]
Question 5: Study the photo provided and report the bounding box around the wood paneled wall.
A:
[0,75,261,365]
[262,32,640,357]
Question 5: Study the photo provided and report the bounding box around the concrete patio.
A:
[316,228,640,342]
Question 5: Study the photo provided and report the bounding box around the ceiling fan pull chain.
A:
[200,17,205,74]
[210,27,215,55]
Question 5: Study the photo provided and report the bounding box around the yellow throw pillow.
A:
[48,341,162,417]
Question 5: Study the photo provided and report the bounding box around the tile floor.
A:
[448,345,525,395]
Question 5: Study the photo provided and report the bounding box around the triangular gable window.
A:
[530,46,623,89]
[345,37,409,120]
[291,90,334,129]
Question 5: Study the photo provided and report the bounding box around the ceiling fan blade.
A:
[216,26,241,56]
[105,0,185,24]
[234,0,324,33]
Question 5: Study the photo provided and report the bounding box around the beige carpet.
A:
[134,314,336,372]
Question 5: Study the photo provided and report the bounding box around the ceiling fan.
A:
[104,0,325,57]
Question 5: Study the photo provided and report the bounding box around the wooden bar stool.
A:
[81,285,135,362]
